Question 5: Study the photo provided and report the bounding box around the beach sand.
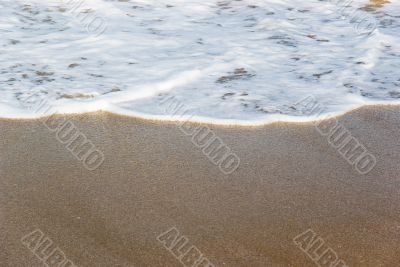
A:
[1,105,399,266]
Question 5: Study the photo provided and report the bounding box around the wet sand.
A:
[1,106,400,266]
[364,0,391,10]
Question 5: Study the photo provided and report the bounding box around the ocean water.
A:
[0,0,399,125]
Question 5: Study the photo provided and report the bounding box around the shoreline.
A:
[0,102,400,127]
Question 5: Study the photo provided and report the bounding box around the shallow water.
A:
[0,0,399,124]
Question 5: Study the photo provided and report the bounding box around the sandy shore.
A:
[1,105,399,266]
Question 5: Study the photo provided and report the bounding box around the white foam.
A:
[1,0,399,125]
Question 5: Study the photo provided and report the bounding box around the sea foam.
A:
[1,0,399,125]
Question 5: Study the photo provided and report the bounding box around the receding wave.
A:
[1,0,399,125]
